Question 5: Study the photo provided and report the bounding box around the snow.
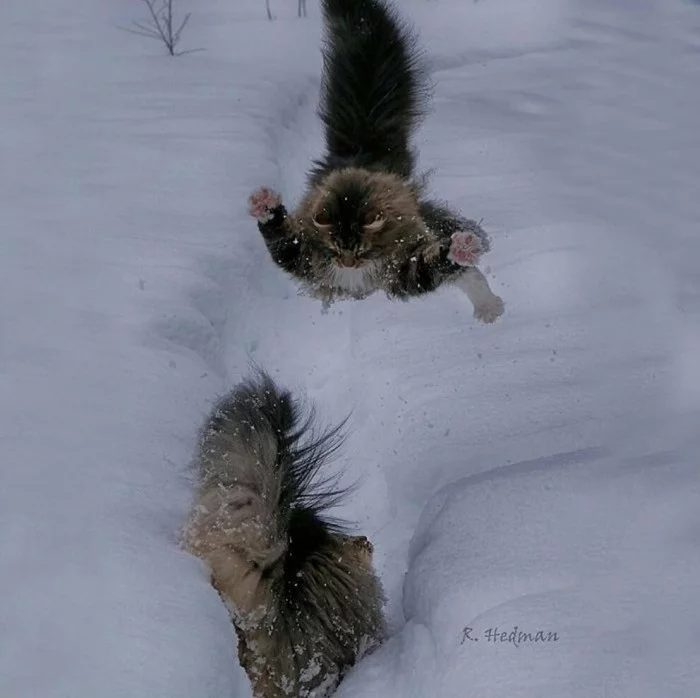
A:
[1,0,699,697]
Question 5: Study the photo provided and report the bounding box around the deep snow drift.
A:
[1,0,699,696]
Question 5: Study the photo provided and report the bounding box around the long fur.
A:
[249,0,505,322]
[311,0,431,180]
[183,371,385,698]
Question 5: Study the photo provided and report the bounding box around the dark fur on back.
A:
[311,0,431,180]
[184,370,385,698]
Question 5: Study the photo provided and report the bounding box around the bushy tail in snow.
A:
[184,370,384,698]
[313,0,430,179]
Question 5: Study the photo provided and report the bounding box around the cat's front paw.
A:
[447,231,484,267]
[248,186,282,223]
[473,294,505,324]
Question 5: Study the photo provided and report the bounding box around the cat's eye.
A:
[363,215,386,233]
[312,210,333,233]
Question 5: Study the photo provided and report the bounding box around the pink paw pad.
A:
[447,231,484,266]
[248,186,282,222]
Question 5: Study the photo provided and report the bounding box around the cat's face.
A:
[310,180,386,267]
[305,168,422,267]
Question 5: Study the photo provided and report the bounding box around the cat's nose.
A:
[339,251,356,266]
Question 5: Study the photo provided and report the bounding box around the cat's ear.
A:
[364,215,386,234]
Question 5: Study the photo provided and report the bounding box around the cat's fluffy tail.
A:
[190,369,349,575]
[314,0,430,179]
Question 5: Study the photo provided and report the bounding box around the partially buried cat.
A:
[183,370,385,698]
[248,0,505,323]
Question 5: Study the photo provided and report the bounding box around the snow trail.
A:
[0,2,293,696]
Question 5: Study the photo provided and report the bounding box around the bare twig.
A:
[125,25,161,40]
[124,0,196,56]
[298,0,307,18]
[266,0,273,21]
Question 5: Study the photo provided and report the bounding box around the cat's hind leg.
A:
[385,238,505,323]
[445,227,505,323]
[454,266,505,324]
[420,199,504,323]
[444,227,505,323]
